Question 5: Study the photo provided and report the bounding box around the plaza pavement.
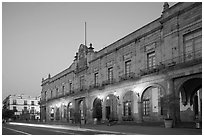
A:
[8,120,202,135]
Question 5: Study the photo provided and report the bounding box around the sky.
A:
[2,2,176,100]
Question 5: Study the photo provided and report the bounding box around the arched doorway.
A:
[92,98,102,122]
[122,91,134,121]
[67,102,74,123]
[62,103,67,121]
[141,86,165,121]
[56,107,60,121]
[179,78,202,122]
[50,107,54,121]
[105,94,118,121]
[79,100,84,120]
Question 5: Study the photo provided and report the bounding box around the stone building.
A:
[40,2,202,126]
[3,94,41,120]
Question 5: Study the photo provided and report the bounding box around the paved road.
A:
[2,123,122,135]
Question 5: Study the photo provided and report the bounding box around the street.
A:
[2,122,122,135]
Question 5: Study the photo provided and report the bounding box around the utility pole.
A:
[85,22,87,46]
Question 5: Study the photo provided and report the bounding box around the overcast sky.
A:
[2,2,176,99]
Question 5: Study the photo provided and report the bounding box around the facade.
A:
[41,2,202,126]
[3,94,41,120]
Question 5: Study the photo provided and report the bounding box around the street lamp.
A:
[114,91,119,100]
[98,95,103,102]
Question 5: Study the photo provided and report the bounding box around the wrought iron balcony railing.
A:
[140,49,202,76]
[119,72,136,81]
[89,83,100,89]
[102,79,116,87]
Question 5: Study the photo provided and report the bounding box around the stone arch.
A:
[104,94,118,121]
[122,91,135,121]
[92,98,102,121]
[50,106,54,121]
[178,77,202,122]
[141,83,166,100]
[67,102,74,123]
[175,74,201,94]
[79,100,84,119]
[140,83,166,121]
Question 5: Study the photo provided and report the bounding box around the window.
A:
[124,101,131,116]
[31,107,35,114]
[62,86,65,95]
[79,101,84,118]
[31,101,34,105]
[80,75,85,89]
[24,107,28,113]
[184,29,202,61]
[50,108,54,120]
[51,90,53,98]
[69,83,72,93]
[143,99,150,116]
[125,60,131,76]
[24,100,27,105]
[147,52,156,69]
[108,67,113,82]
[94,73,99,86]
[160,97,164,115]
[56,108,60,120]
[13,99,17,105]
[44,91,47,100]
[56,88,58,97]
[64,106,67,119]
[13,106,17,111]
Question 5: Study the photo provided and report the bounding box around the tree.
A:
[2,109,15,120]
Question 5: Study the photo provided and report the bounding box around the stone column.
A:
[102,100,106,122]
[137,101,143,123]
[166,78,178,125]
[117,100,122,122]
[167,78,174,95]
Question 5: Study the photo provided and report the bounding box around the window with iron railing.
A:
[94,72,99,86]
[13,106,17,111]
[24,100,27,105]
[147,51,156,69]
[51,90,53,98]
[69,82,73,93]
[108,67,113,83]
[23,107,28,114]
[125,60,131,76]
[13,99,17,105]
[31,101,34,105]
[30,107,35,114]
[184,29,202,62]
[56,88,58,97]
[80,75,85,90]
[62,85,65,95]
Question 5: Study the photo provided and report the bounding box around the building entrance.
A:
[92,98,102,121]
[179,78,202,122]
[105,94,118,121]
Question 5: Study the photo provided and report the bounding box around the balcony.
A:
[102,79,116,87]
[89,83,100,90]
[119,72,136,82]
[140,49,202,76]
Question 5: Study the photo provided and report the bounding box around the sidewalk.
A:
[82,123,202,135]
[9,121,202,135]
